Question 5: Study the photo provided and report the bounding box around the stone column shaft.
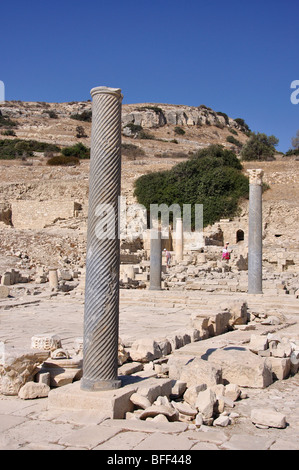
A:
[248,169,263,294]
[81,86,122,391]
[175,217,183,262]
[149,228,162,290]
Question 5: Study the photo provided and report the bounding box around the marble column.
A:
[81,86,122,391]
[175,217,183,262]
[149,227,162,290]
[248,169,264,294]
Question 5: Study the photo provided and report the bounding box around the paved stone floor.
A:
[0,288,298,451]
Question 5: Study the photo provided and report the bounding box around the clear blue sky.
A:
[1,0,298,152]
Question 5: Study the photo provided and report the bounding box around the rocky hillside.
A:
[0,100,298,275]
[0,100,249,153]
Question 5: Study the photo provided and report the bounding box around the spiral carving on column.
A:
[81,87,122,391]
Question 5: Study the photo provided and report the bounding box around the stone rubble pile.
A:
[1,300,297,431]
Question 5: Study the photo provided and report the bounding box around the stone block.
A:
[268,357,291,380]
[251,408,287,429]
[48,380,136,419]
[195,388,217,419]
[18,381,50,400]
[249,334,269,354]
[177,357,222,388]
[0,285,10,298]
[31,334,62,351]
[203,347,272,388]
[129,338,162,363]
[0,348,50,396]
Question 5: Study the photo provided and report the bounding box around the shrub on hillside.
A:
[0,114,18,128]
[121,143,145,160]
[47,155,80,166]
[61,142,90,159]
[0,139,60,159]
[174,126,185,135]
[71,110,92,122]
[134,144,249,228]
[226,135,243,148]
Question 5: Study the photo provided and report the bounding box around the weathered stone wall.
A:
[11,200,82,229]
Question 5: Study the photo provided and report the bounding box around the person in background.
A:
[222,242,230,261]
[164,248,172,269]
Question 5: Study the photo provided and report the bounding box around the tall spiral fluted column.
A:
[81,86,123,391]
[248,169,264,294]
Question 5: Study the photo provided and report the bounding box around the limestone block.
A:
[58,270,73,281]
[1,273,11,286]
[118,362,143,376]
[35,371,50,386]
[208,311,232,336]
[213,415,230,427]
[130,393,152,409]
[251,408,287,429]
[171,401,197,417]
[268,357,291,380]
[18,381,50,400]
[137,379,172,404]
[249,334,269,354]
[220,300,249,326]
[224,383,241,401]
[139,404,179,422]
[203,347,272,388]
[129,338,162,363]
[269,341,292,358]
[290,352,299,375]
[178,357,223,388]
[167,355,197,381]
[195,388,217,420]
[118,338,130,366]
[40,357,83,388]
[170,380,187,398]
[0,285,10,298]
[31,334,62,352]
[0,348,50,396]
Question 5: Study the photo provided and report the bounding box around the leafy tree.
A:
[240,132,278,161]
[134,145,249,228]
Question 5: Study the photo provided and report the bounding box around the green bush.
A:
[226,135,243,148]
[61,142,90,159]
[216,112,229,125]
[285,148,299,156]
[47,155,80,166]
[174,126,185,135]
[70,110,92,122]
[134,145,249,228]
[121,143,145,160]
[0,139,60,159]
[234,118,251,133]
[0,115,18,128]
[1,129,16,136]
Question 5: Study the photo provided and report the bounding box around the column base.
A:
[80,377,122,391]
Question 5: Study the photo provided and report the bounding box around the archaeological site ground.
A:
[0,98,298,451]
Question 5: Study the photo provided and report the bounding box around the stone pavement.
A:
[0,288,299,450]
